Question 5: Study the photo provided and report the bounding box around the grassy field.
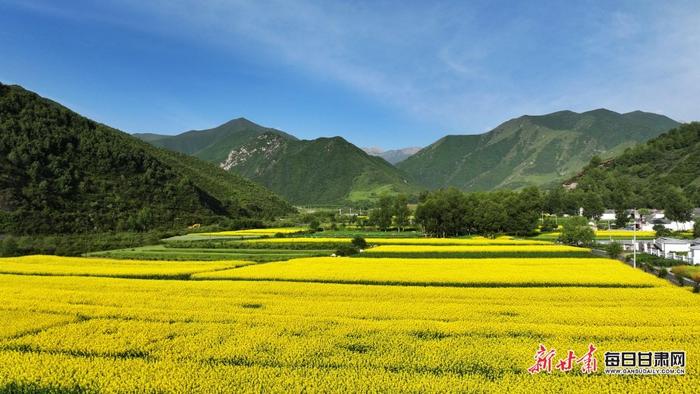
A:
[87,245,332,262]
[672,265,700,281]
[0,236,696,392]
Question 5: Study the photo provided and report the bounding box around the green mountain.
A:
[0,83,293,235]
[137,120,420,205]
[134,118,296,163]
[571,122,700,206]
[398,109,679,191]
[218,132,418,204]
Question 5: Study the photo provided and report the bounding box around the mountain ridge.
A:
[398,108,679,191]
[217,132,419,204]
[0,83,293,234]
[362,146,422,164]
[136,119,422,205]
[570,122,700,206]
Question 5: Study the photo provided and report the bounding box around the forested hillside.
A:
[398,109,679,191]
[137,119,422,205]
[570,122,700,209]
[0,83,293,235]
[219,133,419,204]
[134,117,296,163]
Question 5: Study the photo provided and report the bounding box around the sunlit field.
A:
[1,237,696,392]
[202,227,307,237]
[195,257,655,288]
[534,230,657,240]
[244,236,552,245]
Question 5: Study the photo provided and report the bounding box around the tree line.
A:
[368,184,697,238]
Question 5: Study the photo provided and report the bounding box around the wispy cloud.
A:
[9,0,700,135]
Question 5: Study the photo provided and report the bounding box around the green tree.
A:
[653,224,672,238]
[351,236,368,249]
[392,194,411,232]
[540,216,558,232]
[587,155,603,169]
[0,237,19,257]
[544,187,565,215]
[605,241,624,259]
[559,216,594,246]
[614,208,629,229]
[474,198,507,236]
[415,188,469,236]
[505,187,542,235]
[308,218,320,232]
[664,187,693,222]
[370,195,393,231]
[581,192,605,220]
[335,245,359,256]
[694,221,700,239]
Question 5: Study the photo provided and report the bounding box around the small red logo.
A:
[528,343,598,374]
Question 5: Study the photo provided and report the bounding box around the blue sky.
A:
[1,0,699,149]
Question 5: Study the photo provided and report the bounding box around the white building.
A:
[638,208,696,232]
[600,210,616,221]
[654,237,691,255]
[690,244,700,265]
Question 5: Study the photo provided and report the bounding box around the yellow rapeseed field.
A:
[203,227,306,236]
[0,274,696,392]
[595,230,656,237]
[364,244,588,253]
[539,230,657,238]
[0,243,695,392]
[245,236,552,245]
[0,255,251,278]
[195,257,658,287]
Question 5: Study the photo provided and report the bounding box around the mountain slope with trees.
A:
[0,83,293,235]
[137,120,421,205]
[134,118,296,163]
[398,109,679,191]
[218,132,419,205]
[565,122,700,217]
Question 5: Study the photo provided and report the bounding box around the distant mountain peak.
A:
[363,146,422,164]
[363,146,385,155]
[583,108,619,115]
[218,117,257,128]
[398,108,679,191]
[0,83,293,234]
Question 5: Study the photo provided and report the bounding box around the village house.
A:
[653,237,692,255]
[630,208,700,231]
[691,244,700,265]
[600,209,616,222]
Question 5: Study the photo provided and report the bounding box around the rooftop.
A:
[655,237,691,244]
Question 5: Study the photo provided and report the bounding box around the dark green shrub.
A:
[559,217,594,246]
[605,241,624,259]
[540,216,558,232]
[653,224,672,238]
[675,272,685,287]
[351,236,368,249]
[0,237,19,257]
[658,268,668,279]
[335,245,359,257]
[308,219,320,232]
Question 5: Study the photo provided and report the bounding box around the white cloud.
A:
[12,0,700,134]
